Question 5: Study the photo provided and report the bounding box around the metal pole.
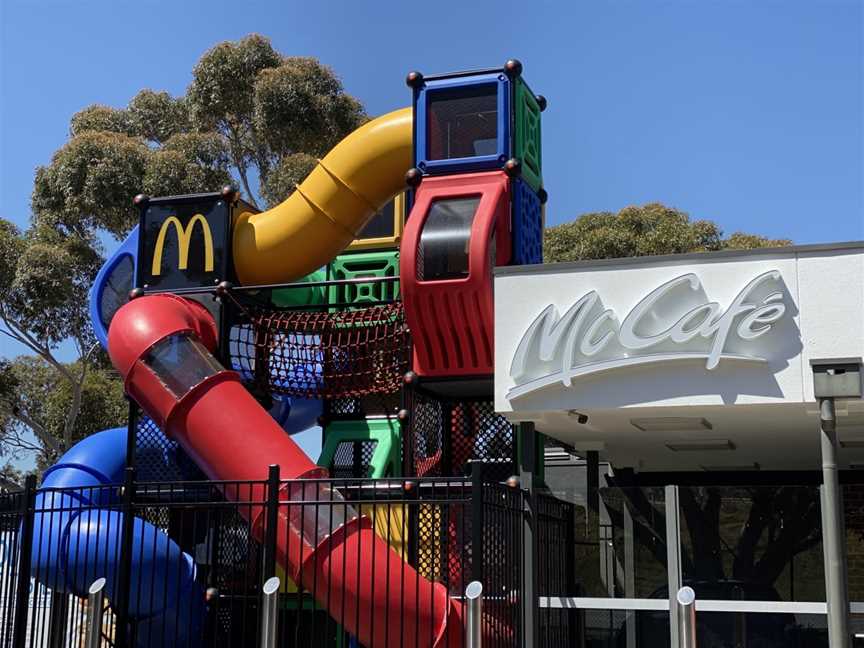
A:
[518,421,538,647]
[260,576,280,648]
[85,578,107,648]
[665,486,683,648]
[465,581,483,648]
[676,586,696,648]
[263,464,280,582]
[819,397,851,648]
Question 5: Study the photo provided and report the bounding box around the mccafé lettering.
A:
[507,271,787,399]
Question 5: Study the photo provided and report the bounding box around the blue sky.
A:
[1,0,862,462]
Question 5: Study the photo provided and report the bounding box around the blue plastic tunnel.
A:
[31,427,203,647]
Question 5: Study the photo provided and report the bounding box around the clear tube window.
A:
[143,332,224,398]
[417,196,481,281]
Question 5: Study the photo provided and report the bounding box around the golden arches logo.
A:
[151,215,214,276]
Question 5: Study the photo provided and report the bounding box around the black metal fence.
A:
[0,469,579,648]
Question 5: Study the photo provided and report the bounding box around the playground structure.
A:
[0,61,576,648]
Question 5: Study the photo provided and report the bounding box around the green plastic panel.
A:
[318,418,401,478]
[514,77,543,193]
[327,250,399,307]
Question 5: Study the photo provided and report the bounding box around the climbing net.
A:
[228,299,410,400]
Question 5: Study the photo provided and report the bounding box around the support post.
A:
[85,578,107,648]
[664,485,683,648]
[11,474,36,648]
[263,464,280,582]
[124,399,138,470]
[471,460,485,584]
[260,576,280,648]
[465,581,483,648]
[676,586,696,648]
[114,466,136,648]
[518,421,538,648]
[819,397,851,648]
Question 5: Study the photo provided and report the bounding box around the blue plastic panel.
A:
[512,179,543,265]
[414,72,511,175]
[89,226,139,349]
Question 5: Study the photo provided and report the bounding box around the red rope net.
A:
[228,300,409,400]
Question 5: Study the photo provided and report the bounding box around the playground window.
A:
[358,199,395,239]
[417,196,480,281]
[427,84,498,160]
[144,332,223,398]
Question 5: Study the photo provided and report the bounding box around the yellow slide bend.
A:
[232,107,412,285]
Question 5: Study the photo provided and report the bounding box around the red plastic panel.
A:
[400,172,511,377]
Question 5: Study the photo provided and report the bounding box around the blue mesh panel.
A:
[135,414,204,481]
[512,179,543,265]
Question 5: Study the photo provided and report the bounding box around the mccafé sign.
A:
[508,271,788,400]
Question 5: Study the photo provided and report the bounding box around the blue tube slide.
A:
[32,427,203,647]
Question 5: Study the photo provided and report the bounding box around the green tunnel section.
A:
[271,269,327,307]
[318,418,401,478]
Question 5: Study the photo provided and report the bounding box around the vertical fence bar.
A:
[85,578,107,648]
[263,465,280,582]
[260,576,280,648]
[114,466,136,648]
[465,581,483,648]
[47,591,69,648]
[11,474,36,648]
[470,461,485,585]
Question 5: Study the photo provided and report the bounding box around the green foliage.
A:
[127,90,190,144]
[544,203,791,263]
[253,58,365,157]
[1,356,125,470]
[260,152,318,208]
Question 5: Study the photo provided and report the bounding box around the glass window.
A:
[358,200,395,240]
[143,333,223,398]
[427,84,498,160]
[417,197,480,281]
[99,255,134,330]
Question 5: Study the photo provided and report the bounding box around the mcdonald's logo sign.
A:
[151,214,214,276]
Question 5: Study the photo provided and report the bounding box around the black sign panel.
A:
[138,196,231,291]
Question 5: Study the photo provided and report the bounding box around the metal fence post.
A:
[114,466,136,648]
[47,590,69,648]
[517,421,538,648]
[11,474,36,648]
[470,461,485,584]
[85,578,107,648]
[676,586,696,648]
[465,581,483,648]
[665,485,683,648]
[260,576,280,648]
[263,464,280,581]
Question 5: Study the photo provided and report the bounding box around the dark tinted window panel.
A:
[358,200,395,239]
[427,85,498,160]
[417,197,480,280]
[99,255,134,330]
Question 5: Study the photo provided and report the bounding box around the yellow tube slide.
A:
[232,107,412,285]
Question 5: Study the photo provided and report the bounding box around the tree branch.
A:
[0,404,62,455]
[0,309,75,384]
[225,124,259,209]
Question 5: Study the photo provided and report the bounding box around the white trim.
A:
[539,597,669,611]
[541,597,864,615]
[695,600,826,614]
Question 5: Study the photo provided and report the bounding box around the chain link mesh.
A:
[135,414,204,481]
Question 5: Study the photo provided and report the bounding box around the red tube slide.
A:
[107,294,465,648]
